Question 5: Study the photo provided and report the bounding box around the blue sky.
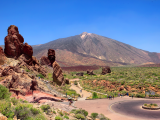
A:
[0,0,160,52]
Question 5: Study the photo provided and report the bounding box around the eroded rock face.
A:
[23,43,33,58]
[18,54,47,77]
[46,49,66,86]
[101,66,111,75]
[1,66,16,76]
[4,25,24,58]
[48,49,55,65]
[52,61,65,86]
[40,56,50,65]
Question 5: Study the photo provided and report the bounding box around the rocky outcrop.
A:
[1,66,17,76]
[23,43,33,58]
[2,74,39,96]
[101,66,111,75]
[40,56,50,65]
[18,54,47,77]
[52,61,65,86]
[87,70,95,75]
[4,25,24,58]
[47,49,67,86]
[48,49,55,65]
[76,72,84,76]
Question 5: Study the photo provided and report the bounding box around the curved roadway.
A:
[111,100,160,120]
[74,96,160,120]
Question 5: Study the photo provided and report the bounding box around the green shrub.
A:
[26,69,30,72]
[74,81,78,85]
[30,107,40,115]
[37,74,44,78]
[81,109,88,117]
[136,93,145,98]
[121,81,125,85]
[153,104,158,106]
[98,114,110,120]
[75,114,85,119]
[58,111,63,116]
[11,97,19,105]
[0,100,14,118]
[53,110,56,114]
[64,115,69,119]
[92,92,98,99]
[15,103,33,119]
[144,103,147,106]
[40,105,50,113]
[0,84,11,100]
[55,116,62,120]
[91,113,98,119]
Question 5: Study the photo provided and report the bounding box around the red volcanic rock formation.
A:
[47,49,66,86]
[48,49,55,65]
[101,66,111,75]
[23,43,33,58]
[4,25,24,58]
[18,54,47,77]
[40,56,50,65]
[52,61,65,86]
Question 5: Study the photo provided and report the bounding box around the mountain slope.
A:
[1,32,160,67]
[32,32,160,67]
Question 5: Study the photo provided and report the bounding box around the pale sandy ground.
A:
[69,80,160,120]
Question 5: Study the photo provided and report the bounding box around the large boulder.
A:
[4,25,24,58]
[47,49,66,86]
[101,66,111,75]
[52,61,65,86]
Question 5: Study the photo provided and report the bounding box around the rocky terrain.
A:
[0,25,84,120]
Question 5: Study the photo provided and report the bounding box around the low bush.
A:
[0,84,11,100]
[11,97,19,105]
[40,104,50,113]
[37,74,44,78]
[81,109,88,117]
[58,111,63,116]
[64,115,69,119]
[30,107,40,115]
[91,113,98,120]
[74,81,78,85]
[53,110,56,114]
[75,113,85,119]
[0,100,14,118]
[26,69,30,72]
[136,93,145,98]
[55,116,62,120]
[92,92,98,99]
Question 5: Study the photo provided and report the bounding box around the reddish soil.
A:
[61,65,100,71]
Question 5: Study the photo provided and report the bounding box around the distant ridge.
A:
[1,32,160,67]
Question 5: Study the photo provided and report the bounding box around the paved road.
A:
[75,96,160,120]
[111,100,160,120]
